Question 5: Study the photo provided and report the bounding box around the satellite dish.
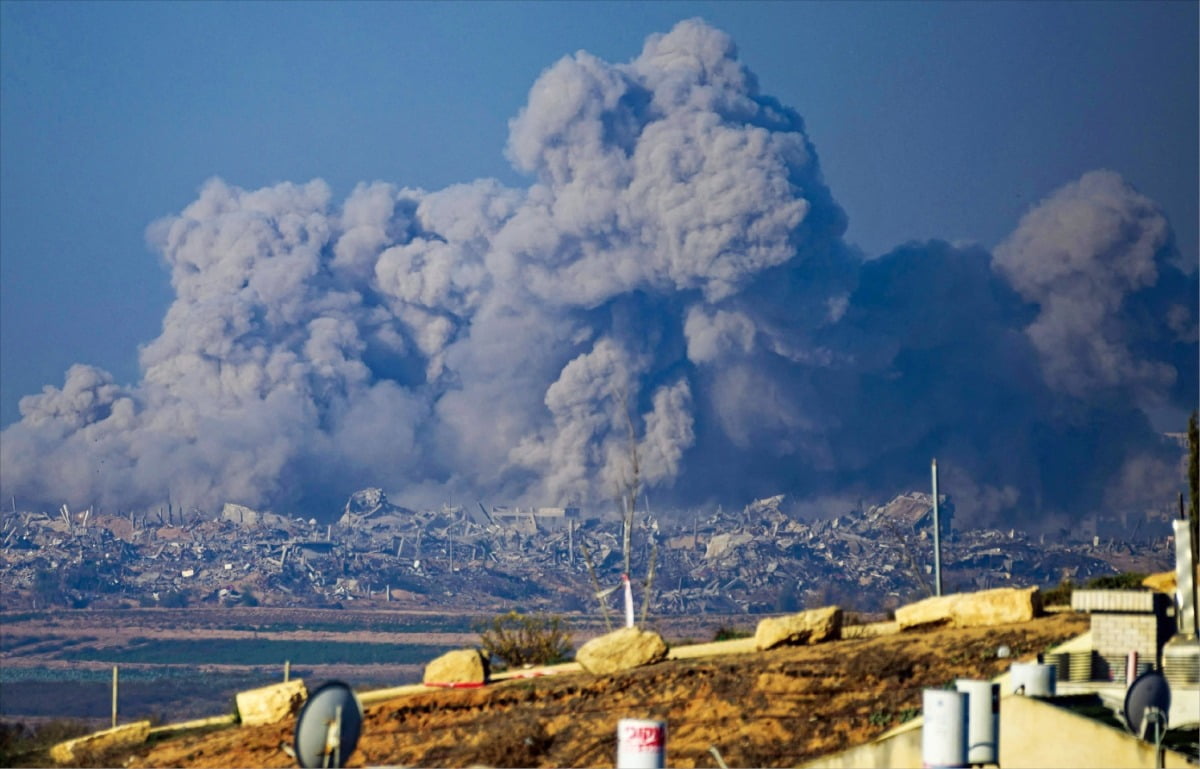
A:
[293,681,364,768]
[1122,669,1170,743]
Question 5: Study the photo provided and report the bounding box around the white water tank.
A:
[1010,661,1056,696]
[922,689,968,768]
[955,679,999,765]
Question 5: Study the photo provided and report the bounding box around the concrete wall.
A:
[800,694,1192,769]
[998,694,1190,769]
[1091,612,1161,664]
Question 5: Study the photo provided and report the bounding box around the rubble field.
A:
[1,490,1174,618]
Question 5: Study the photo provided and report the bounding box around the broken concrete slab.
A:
[704,532,753,561]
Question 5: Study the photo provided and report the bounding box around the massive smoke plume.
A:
[2,20,1195,525]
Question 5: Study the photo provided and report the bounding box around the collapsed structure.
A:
[0,490,1176,615]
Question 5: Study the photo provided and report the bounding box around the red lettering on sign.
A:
[621,725,664,750]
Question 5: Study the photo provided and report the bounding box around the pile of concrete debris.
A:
[0,490,1174,614]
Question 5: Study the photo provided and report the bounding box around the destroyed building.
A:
[0,490,1176,616]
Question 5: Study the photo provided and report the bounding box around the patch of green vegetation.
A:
[53,638,452,666]
[0,612,42,623]
[1044,571,1149,607]
[3,637,86,656]
[0,718,92,767]
[712,625,752,642]
[476,611,573,668]
[224,616,476,634]
[0,665,240,685]
[0,635,50,654]
[1041,578,1074,606]
[1,668,331,723]
[1084,572,1148,590]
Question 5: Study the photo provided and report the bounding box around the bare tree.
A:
[579,540,613,632]
[613,386,640,577]
[584,382,660,626]
[1188,410,1198,580]
[884,520,934,600]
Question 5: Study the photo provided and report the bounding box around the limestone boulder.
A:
[894,594,960,630]
[952,586,1041,627]
[895,587,1042,631]
[755,606,843,650]
[235,679,307,726]
[51,720,151,765]
[576,627,668,675]
[1143,571,1176,594]
[423,648,489,685]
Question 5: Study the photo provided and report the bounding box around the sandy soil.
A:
[118,612,1088,769]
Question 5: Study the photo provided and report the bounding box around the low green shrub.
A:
[475,611,573,668]
[712,625,752,642]
[1085,572,1147,590]
[0,718,91,767]
[1042,578,1074,606]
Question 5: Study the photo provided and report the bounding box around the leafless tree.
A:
[613,386,640,577]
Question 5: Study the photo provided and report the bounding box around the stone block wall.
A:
[1091,613,1162,663]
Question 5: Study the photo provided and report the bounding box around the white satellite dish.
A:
[1122,669,1170,744]
[293,681,364,768]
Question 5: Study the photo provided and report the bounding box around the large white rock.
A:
[895,586,1042,630]
[235,679,307,726]
[755,606,843,650]
[576,626,669,675]
[423,648,489,685]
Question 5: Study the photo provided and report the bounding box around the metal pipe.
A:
[932,458,943,597]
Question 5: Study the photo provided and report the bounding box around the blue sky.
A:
[1,0,1196,431]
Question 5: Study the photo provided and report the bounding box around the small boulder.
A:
[236,679,307,726]
[576,627,668,675]
[755,606,843,650]
[424,648,489,685]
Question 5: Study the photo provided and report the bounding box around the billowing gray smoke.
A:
[1,20,1195,525]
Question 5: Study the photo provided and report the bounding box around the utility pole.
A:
[932,458,943,597]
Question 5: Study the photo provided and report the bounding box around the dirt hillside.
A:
[122,612,1087,768]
